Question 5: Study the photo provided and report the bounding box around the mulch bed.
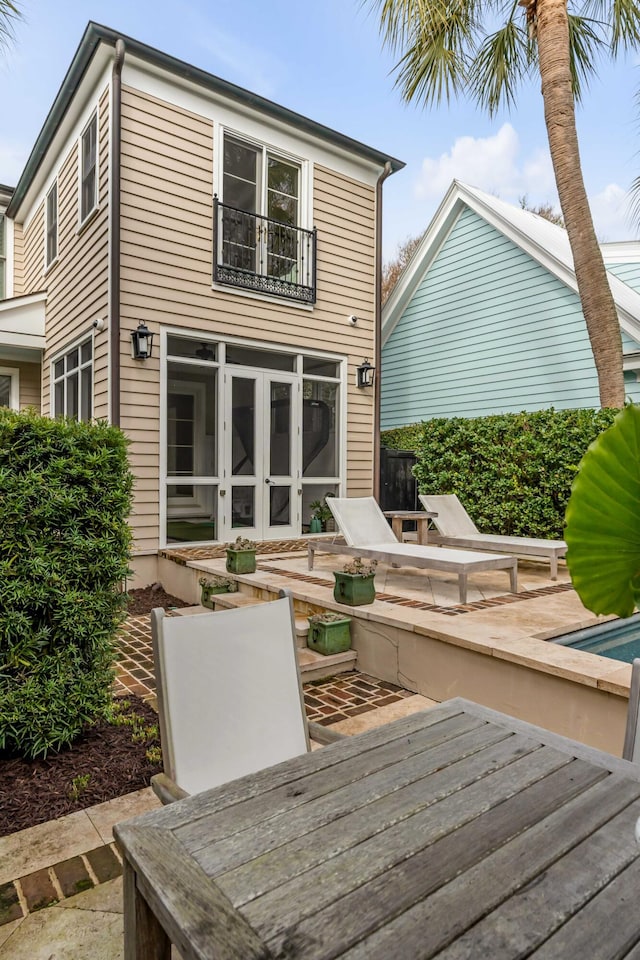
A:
[126,584,190,616]
[0,586,188,838]
[0,696,163,838]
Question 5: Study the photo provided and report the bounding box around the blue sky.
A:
[1,0,639,258]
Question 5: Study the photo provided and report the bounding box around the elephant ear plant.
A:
[564,404,640,618]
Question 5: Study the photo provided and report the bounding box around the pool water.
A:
[554,613,640,664]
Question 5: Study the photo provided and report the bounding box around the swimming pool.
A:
[553,613,640,664]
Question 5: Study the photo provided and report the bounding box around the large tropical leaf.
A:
[565,404,640,617]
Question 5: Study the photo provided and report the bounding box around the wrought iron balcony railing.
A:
[213,198,317,304]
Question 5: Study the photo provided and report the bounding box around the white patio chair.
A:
[623,658,640,764]
[150,590,342,803]
[307,496,517,605]
[419,494,567,580]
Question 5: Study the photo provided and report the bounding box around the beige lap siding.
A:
[119,86,376,553]
[16,87,110,417]
[12,222,24,295]
[17,361,41,411]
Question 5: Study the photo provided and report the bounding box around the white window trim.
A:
[0,212,6,301]
[78,110,99,229]
[50,333,94,420]
[45,180,59,271]
[0,366,19,410]
[215,124,311,232]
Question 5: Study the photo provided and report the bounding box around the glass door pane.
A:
[263,375,298,539]
[0,375,11,407]
[227,373,261,539]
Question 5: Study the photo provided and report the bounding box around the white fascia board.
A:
[382,180,464,345]
[122,57,385,187]
[0,291,46,337]
[16,51,112,228]
[601,242,640,263]
[0,331,45,349]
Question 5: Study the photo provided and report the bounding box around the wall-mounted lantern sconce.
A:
[130,322,154,360]
[356,358,375,388]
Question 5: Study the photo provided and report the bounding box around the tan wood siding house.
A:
[3,23,402,581]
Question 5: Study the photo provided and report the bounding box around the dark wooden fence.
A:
[379,447,417,511]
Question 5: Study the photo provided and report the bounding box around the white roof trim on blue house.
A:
[382,180,640,348]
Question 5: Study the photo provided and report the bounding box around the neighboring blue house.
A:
[381,181,640,429]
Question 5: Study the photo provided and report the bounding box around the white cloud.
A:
[415,123,556,205]
[589,182,637,242]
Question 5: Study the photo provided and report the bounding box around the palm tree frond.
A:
[579,0,640,52]
[567,15,605,102]
[469,21,531,115]
[0,0,20,45]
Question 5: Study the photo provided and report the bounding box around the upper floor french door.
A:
[223,368,300,541]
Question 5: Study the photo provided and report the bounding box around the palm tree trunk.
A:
[536,0,624,408]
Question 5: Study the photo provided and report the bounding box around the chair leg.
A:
[509,563,518,594]
[550,555,558,581]
[308,544,314,571]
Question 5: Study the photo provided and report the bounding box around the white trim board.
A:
[382,179,640,346]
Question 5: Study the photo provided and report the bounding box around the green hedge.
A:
[383,408,619,539]
[0,410,133,758]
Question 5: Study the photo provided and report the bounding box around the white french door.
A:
[223,368,300,541]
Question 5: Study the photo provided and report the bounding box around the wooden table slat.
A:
[218,731,545,905]
[262,759,607,959]
[340,775,640,960]
[197,722,521,881]
[156,702,469,833]
[249,751,593,949]
[178,712,486,852]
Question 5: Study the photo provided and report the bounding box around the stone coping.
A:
[186,555,633,700]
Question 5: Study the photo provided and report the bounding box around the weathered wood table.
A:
[383,508,437,545]
[115,699,640,959]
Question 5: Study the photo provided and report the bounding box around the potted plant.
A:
[199,575,238,608]
[333,557,378,606]
[309,494,334,533]
[225,536,257,574]
[307,611,352,655]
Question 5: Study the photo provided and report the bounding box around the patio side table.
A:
[383,508,437,545]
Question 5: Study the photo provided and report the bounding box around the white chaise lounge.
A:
[419,494,567,580]
[308,496,518,605]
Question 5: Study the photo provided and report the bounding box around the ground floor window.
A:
[0,367,18,409]
[162,334,343,545]
[52,339,92,421]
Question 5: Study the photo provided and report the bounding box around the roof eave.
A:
[7,22,404,219]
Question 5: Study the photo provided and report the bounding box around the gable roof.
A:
[7,22,404,220]
[382,180,640,349]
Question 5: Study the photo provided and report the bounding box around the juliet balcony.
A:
[212,197,317,304]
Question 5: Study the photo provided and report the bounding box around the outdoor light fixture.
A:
[356,358,375,388]
[130,322,154,360]
[195,343,215,362]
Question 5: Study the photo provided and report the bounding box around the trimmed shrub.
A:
[391,408,618,540]
[0,410,133,758]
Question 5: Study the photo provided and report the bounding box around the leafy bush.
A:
[401,408,618,539]
[0,410,133,758]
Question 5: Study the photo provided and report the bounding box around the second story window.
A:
[214,133,316,303]
[46,182,58,267]
[80,113,98,224]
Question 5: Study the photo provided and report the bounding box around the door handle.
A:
[265,478,274,484]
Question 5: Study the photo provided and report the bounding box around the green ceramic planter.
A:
[307,617,352,655]
[225,548,257,574]
[200,584,233,608]
[333,571,376,606]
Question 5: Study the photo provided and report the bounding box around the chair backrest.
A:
[419,494,479,537]
[623,659,640,763]
[151,593,310,796]
[327,496,397,546]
